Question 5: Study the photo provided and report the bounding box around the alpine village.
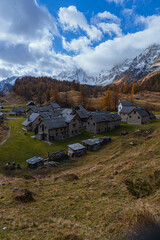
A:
[1,1,160,239]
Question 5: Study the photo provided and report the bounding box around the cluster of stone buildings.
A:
[118,100,156,125]
[22,102,121,142]
[20,99,156,143]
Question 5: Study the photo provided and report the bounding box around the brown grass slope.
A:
[0,120,160,239]
[0,122,9,144]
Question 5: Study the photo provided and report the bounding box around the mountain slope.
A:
[53,68,96,85]
[96,44,160,86]
[0,76,18,92]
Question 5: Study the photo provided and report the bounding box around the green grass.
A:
[0,118,160,239]
[0,118,158,168]
[0,118,115,167]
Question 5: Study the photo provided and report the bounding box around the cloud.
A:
[0,0,58,44]
[97,23,122,37]
[0,0,63,79]
[0,1,160,81]
[74,15,160,75]
[62,37,91,53]
[58,6,102,41]
[97,11,120,23]
[106,0,124,5]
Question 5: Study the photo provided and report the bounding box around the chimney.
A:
[28,115,30,121]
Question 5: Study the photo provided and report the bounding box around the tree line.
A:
[12,73,160,111]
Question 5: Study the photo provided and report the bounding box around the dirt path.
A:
[0,126,11,146]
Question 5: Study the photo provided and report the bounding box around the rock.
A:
[14,189,35,203]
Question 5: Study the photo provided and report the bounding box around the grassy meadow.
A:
[0,113,160,239]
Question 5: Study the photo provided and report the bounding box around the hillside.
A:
[96,44,160,86]
[0,122,9,144]
[0,116,160,239]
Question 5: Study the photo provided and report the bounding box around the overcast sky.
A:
[0,0,160,80]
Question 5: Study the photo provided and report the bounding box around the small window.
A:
[73,124,76,127]
[93,123,95,126]
[138,116,140,119]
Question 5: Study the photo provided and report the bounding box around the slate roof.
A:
[39,112,55,119]
[13,107,25,113]
[120,106,136,114]
[22,113,40,127]
[29,106,53,113]
[136,108,150,118]
[27,101,35,106]
[50,103,60,109]
[43,117,68,129]
[90,112,121,123]
[74,105,91,120]
[76,110,91,119]
[82,138,100,146]
[64,115,75,123]
[120,101,135,107]
[68,143,86,151]
[129,107,150,118]
[9,112,17,116]
[61,108,73,116]
[26,156,44,165]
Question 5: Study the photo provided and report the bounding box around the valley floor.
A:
[0,115,160,239]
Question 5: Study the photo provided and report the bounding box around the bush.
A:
[14,189,35,203]
[125,170,160,198]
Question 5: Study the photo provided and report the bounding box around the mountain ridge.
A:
[0,44,160,90]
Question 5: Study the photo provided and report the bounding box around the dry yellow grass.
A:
[0,122,9,144]
[0,119,160,239]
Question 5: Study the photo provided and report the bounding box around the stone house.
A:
[35,117,68,141]
[127,107,151,125]
[72,105,91,129]
[87,112,121,134]
[0,112,6,120]
[22,113,42,131]
[119,106,136,122]
[82,136,111,151]
[68,143,86,158]
[64,115,80,137]
[35,113,80,141]
[10,107,26,116]
[118,100,136,122]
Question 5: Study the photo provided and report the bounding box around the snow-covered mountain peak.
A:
[53,68,96,85]
[96,44,160,86]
